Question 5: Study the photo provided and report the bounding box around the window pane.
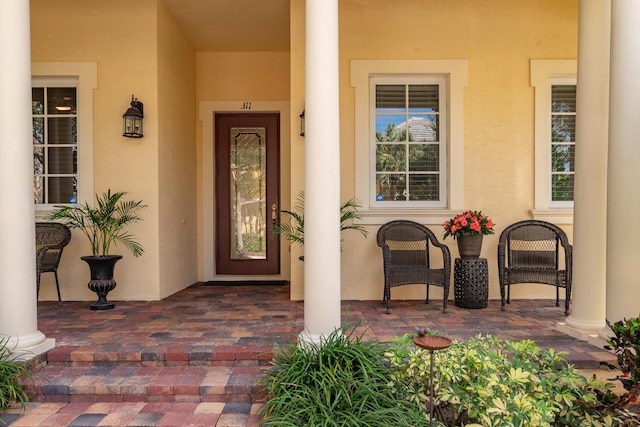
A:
[550,84,576,204]
[552,86,576,112]
[47,87,77,115]
[34,176,44,204]
[34,146,44,174]
[551,145,575,172]
[33,118,44,144]
[408,115,438,142]
[409,144,439,171]
[33,80,80,206]
[375,174,406,201]
[48,117,77,145]
[32,88,44,114]
[551,115,575,142]
[376,85,405,110]
[376,144,406,171]
[371,76,446,207]
[47,177,76,204]
[376,115,407,142]
[409,85,439,112]
[409,174,439,201]
[552,174,574,201]
[48,147,77,174]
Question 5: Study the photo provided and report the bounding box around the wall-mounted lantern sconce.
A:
[299,109,305,137]
[122,95,144,138]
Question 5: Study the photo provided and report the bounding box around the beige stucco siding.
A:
[195,51,291,280]
[157,0,198,299]
[196,52,290,101]
[289,0,578,302]
[31,0,176,301]
[30,0,580,304]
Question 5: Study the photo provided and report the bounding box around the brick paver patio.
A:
[0,282,617,426]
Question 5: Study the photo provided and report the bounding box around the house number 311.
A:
[241,102,252,110]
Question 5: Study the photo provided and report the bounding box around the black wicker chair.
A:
[376,220,451,314]
[36,222,71,302]
[497,220,573,315]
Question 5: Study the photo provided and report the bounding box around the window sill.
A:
[34,206,60,222]
[530,209,574,224]
[354,208,460,227]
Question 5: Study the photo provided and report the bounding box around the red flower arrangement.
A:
[443,210,494,240]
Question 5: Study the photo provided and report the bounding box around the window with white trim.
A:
[351,59,468,225]
[371,77,446,208]
[31,62,97,214]
[530,59,576,223]
[32,78,79,205]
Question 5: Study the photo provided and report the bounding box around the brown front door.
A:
[215,113,280,275]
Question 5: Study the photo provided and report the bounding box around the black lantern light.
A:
[122,95,144,138]
[299,109,305,137]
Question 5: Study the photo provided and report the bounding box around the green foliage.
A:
[0,336,36,414]
[46,189,147,257]
[272,191,368,246]
[272,192,305,246]
[387,334,625,427]
[258,326,427,426]
[605,314,640,397]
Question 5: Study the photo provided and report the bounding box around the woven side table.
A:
[454,258,488,309]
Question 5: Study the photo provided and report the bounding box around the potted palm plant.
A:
[46,189,146,310]
[272,191,368,260]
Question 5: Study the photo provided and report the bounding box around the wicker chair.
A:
[376,220,451,314]
[36,222,71,302]
[497,220,573,315]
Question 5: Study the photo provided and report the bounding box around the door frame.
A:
[199,101,291,281]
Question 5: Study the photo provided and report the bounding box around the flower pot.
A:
[81,255,123,310]
[457,235,483,259]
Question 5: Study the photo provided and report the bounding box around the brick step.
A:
[45,344,275,367]
[1,401,265,427]
[26,345,275,405]
[29,364,269,404]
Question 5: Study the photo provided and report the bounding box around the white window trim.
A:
[351,59,468,225]
[531,59,576,224]
[32,62,97,219]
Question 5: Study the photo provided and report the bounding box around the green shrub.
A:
[605,314,640,398]
[0,336,35,413]
[387,334,625,427]
[259,326,427,426]
[259,329,635,427]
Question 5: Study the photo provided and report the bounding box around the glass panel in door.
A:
[229,128,267,260]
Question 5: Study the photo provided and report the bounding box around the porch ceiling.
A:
[163,0,290,52]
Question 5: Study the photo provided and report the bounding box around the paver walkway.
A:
[1,283,618,426]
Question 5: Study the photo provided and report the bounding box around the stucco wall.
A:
[195,51,291,281]
[289,0,578,302]
[30,0,580,304]
[31,0,166,301]
[196,52,290,101]
[157,1,198,298]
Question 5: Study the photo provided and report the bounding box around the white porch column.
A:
[301,0,341,343]
[561,0,610,339]
[0,1,54,356]
[605,0,640,325]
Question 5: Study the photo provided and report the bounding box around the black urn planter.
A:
[81,255,123,311]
